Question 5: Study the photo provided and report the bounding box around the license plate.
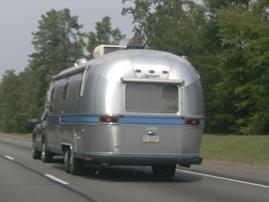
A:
[143,135,159,143]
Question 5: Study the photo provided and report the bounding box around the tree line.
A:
[0,0,268,135]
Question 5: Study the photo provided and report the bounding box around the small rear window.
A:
[125,83,178,113]
[62,78,70,99]
[50,87,55,102]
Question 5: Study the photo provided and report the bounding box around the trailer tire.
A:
[152,164,176,177]
[64,149,70,173]
[69,151,83,175]
[32,137,41,159]
[41,140,53,163]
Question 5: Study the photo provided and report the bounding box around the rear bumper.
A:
[75,152,202,166]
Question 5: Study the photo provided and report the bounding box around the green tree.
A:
[204,0,251,10]
[215,2,269,134]
[87,16,126,57]
[28,8,85,117]
[0,70,21,132]
[122,0,216,65]
[122,0,152,45]
[15,68,41,133]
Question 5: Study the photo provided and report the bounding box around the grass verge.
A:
[201,135,269,169]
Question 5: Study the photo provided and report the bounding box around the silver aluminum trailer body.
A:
[32,49,204,176]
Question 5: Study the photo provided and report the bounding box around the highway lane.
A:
[0,135,269,202]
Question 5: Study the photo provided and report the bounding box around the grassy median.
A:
[201,135,269,169]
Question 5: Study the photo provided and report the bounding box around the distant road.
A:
[0,135,269,202]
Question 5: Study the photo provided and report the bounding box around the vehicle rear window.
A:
[62,78,70,99]
[50,87,55,102]
[125,83,178,113]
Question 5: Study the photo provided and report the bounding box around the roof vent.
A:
[93,44,127,58]
[74,58,87,67]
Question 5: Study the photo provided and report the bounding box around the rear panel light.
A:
[185,118,200,126]
[162,70,168,74]
[100,115,118,123]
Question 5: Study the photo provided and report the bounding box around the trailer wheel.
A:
[64,149,70,173]
[69,151,83,175]
[32,137,41,159]
[152,164,176,177]
[41,140,53,163]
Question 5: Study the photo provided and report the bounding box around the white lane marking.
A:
[4,155,14,160]
[44,174,69,185]
[177,169,269,189]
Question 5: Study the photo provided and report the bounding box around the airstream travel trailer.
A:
[32,45,204,177]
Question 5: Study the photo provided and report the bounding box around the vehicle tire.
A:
[152,164,176,177]
[69,150,83,175]
[32,137,41,159]
[64,149,70,173]
[41,140,53,163]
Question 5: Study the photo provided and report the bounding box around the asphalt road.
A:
[0,135,269,202]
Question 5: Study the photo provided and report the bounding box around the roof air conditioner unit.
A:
[93,44,126,58]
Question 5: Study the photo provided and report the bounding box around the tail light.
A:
[100,115,118,123]
[162,70,168,74]
[185,118,200,126]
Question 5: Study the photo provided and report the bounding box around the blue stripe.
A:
[60,115,205,127]
[61,115,99,124]
[119,116,184,125]
[60,114,186,126]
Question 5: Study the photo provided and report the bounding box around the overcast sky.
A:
[0,0,133,79]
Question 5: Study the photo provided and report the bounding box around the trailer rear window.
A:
[125,83,178,113]
[62,78,70,99]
